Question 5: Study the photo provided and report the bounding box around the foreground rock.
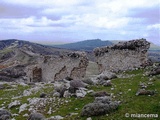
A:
[149,64,160,76]
[28,112,46,120]
[81,96,119,116]
[94,39,151,73]
[8,100,21,109]
[48,115,64,120]
[0,109,12,120]
[91,91,110,97]
[96,71,117,80]
[54,80,88,98]
[70,80,86,89]
[136,89,155,96]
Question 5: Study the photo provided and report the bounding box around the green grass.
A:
[0,83,55,119]
[49,69,160,120]
[0,67,160,120]
[0,48,13,54]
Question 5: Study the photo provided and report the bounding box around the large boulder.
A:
[82,78,94,85]
[0,109,12,120]
[96,71,116,86]
[70,80,86,89]
[28,112,46,120]
[81,103,110,116]
[96,71,117,80]
[149,65,160,76]
[75,88,87,98]
[54,85,67,98]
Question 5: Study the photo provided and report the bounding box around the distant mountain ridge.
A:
[53,39,113,51]
[0,39,72,67]
[0,39,71,55]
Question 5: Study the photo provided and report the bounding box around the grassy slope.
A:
[57,68,160,120]
[0,62,160,120]
[53,39,113,51]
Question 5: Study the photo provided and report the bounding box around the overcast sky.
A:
[0,0,159,45]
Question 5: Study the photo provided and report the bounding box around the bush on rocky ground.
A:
[91,91,110,97]
[136,89,155,96]
[81,96,119,116]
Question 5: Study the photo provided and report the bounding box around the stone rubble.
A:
[8,100,21,109]
[0,109,12,120]
[48,115,64,120]
[0,39,158,119]
[19,103,28,113]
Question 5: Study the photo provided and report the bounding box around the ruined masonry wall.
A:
[26,52,88,82]
[94,39,150,73]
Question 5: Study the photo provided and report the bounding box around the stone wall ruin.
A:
[94,39,150,73]
[26,52,89,82]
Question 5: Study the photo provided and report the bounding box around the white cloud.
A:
[147,24,160,30]
[1,0,88,8]
[0,0,159,44]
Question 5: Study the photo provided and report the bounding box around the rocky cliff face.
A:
[94,39,150,73]
[26,52,89,82]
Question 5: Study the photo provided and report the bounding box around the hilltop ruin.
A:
[94,39,151,73]
[26,52,89,82]
[0,51,88,82]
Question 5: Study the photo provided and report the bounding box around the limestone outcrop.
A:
[0,65,27,82]
[26,52,89,82]
[94,39,150,73]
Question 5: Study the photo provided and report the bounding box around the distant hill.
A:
[0,39,71,55]
[149,43,160,51]
[53,39,113,51]
[0,39,72,69]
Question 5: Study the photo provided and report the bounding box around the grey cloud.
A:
[0,2,40,18]
[0,2,62,23]
[128,5,160,24]
[0,0,159,45]
[28,22,73,28]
